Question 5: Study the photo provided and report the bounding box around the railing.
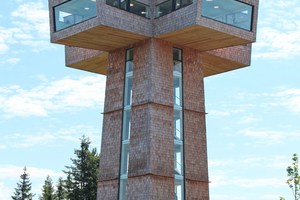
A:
[202,0,253,31]
[54,0,97,31]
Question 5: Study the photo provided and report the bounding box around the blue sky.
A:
[0,0,299,199]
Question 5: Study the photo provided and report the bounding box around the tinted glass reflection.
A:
[202,0,253,31]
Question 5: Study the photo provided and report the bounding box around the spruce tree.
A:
[12,167,35,200]
[56,177,66,200]
[63,135,100,200]
[39,175,56,200]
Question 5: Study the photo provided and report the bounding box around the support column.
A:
[127,39,175,200]
[98,39,209,200]
[183,48,209,199]
[97,48,125,200]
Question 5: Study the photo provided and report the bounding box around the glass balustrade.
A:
[54,0,97,31]
[202,0,253,31]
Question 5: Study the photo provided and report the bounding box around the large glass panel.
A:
[156,0,172,17]
[202,0,253,31]
[182,0,192,7]
[119,178,128,200]
[120,142,130,175]
[124,75,133,106]
[174,109,182,140]
[107,0,120,7]
[122,109,131,140]
[173,48,184,200]
[175,0,181,10]
[175,178,184,200]
[54,0,97,31]
[119,48,133,200]
[106,0,149,18]
[174,143,183,175]
[173,76,182,107]
[130,0,149,18]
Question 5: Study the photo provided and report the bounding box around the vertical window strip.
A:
[173,48,184,200]
[119,48,134,200]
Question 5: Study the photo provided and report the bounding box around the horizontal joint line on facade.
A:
[131,101,173,108]
[97,177,119,183]
[185,178,210,183]
[101,108,123,114]
[184,108,207,114]
[128,173,174,179]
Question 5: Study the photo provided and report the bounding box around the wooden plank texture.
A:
[55,25,150,52]
[156,25,252,51]
[67,52,108,75]
[203,52,248,77]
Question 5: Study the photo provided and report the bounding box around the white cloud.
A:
[238,116,257,124]
[273,89,300,112]
[209,155,290,169]
[210,171,285,188]
[0,2,52,55]
[0,183,11,200]
[1,58,21,66]
[3,124,101,148]
[11,2,49,38]
[253,1,300,59]
[239,128,300,144]
[253,27,300,59]
[0,165,64,180]
[0,75,106,118]
[0,44,9,54]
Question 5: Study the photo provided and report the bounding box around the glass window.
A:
[174,109,182,140]
[173,76,182,107]
[119,178,128,200]
[130,0,149,18]
[124,76,133,107]
[175,178,184,200]
[156,0,192,17]
[202,0,253,31]
[174,143,183,175]
[156,0,172,17]
[54,0,97,31]
[119,48,133,200]
[173,48,182,61]
[106,0,149,18]
[173,61,182,73]
[182,0,192,7]
[126,48,134,61]
[122,109,131,140]
[120,142,130,175]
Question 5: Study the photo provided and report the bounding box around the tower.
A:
[48,0,259,199]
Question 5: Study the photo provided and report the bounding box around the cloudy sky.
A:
[0,0,299,199]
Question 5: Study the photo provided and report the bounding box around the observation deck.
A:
[49,0,258,76]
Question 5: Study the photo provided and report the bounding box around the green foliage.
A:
[63,135,100,200]
[281,153,300,200]
[39,175,56,200]
[56,177,66,200]
[11,167,35,200]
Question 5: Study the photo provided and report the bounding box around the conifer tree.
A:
[39,175,56,200]
[12,167,35,200]
[56,177,66,200]
[63,135,100,200]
